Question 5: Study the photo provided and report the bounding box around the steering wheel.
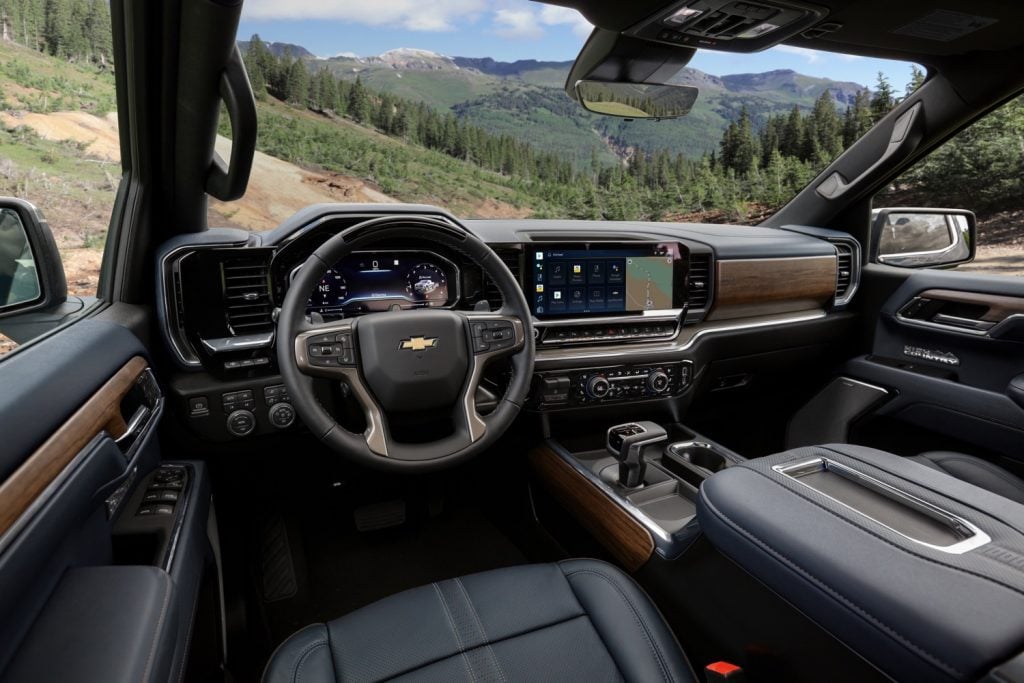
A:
[277,215,535,472]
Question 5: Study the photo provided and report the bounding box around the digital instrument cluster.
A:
[303,251,458,314]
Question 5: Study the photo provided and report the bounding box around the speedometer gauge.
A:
[308,267,349,310]
[406,263,448,305]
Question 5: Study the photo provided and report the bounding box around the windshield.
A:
[213,2,917,230]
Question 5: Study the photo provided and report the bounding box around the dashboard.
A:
[158,205,860,440]
[301,251,458,315]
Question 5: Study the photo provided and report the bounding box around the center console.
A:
[529,422,744,568]
[697,444,1024,682]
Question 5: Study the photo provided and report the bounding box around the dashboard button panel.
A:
[529,361,692,410]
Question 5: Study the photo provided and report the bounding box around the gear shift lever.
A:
[607,421,668,488]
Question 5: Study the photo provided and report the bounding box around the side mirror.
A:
[0,198,66,320]
[871,208,976,269]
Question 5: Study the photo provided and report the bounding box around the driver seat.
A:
[263,559,695,682]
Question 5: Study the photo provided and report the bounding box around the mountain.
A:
[238,40,315,60]
[264,42,868,162]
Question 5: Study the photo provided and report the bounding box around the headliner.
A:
[541,0,1024,66]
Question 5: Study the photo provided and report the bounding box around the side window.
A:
[0,24,118,357]
[873,95,1024,276]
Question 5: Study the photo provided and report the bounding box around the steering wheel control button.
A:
[226,409,256,437]
[269,402,296,429]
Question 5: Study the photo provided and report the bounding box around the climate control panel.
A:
[529,361,692,410]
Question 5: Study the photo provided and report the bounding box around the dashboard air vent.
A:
[687,252,712,310]
[829,238,860,306]
[222,256,274,334]
[484,247,523,311]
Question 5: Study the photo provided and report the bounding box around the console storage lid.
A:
[697,444,1024,683]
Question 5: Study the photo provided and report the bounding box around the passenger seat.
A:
[909,451,1024,504]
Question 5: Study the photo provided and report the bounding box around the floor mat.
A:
[257,503,528,645]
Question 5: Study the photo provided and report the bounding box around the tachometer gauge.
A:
[308,267,349,310]
[406,263,448,304]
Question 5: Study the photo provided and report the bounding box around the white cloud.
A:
[538,6,593,39]
[774,44,822,64]
[493,8,544,39]
[241,0,486,32]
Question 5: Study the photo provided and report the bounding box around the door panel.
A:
[0,317,213,681]
[845,268,1024,463]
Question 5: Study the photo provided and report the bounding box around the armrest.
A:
[697,444,1024,683]
[2,566,177,683]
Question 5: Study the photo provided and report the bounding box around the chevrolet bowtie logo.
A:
[399,336,438,352]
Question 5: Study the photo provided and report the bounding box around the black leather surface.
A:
[263,559,694,683]
[2,565,178,683]
[0,435,126,674]
[912,451,1024,505]
[698,444,1024,683]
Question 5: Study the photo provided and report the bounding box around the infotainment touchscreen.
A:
[528,242,686,317]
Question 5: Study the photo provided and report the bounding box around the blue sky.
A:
[238,0,916,90]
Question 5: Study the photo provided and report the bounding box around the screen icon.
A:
[536,251,544,260]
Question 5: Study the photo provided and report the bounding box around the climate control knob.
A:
[585,375,611,400]
[226,409,256,437]
[647,370,671,394]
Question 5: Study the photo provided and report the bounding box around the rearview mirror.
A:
[566,29,698,120]
[872,208,976,269]
[0,199,66,319]
[575,80,698,119]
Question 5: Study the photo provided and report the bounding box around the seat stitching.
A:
[378,614,589,682]
[142,573,173,682]
[699,486,964,678]
[564,569,674,683]
[433,581,477,682]
[291,640,327,683]
[454,577,507,683]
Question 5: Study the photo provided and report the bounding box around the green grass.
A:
[0,42,116,114]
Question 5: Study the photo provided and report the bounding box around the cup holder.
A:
[661,441,731,488]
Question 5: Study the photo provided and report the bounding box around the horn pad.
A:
[356,310,469,413]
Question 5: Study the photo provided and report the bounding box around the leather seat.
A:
[263,559,695,683]
[909,451,1024,504]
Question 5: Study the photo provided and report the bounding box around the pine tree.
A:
[348,76,370,123]
[870,72,896,122]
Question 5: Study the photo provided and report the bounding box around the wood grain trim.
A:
[707,255,837,322]
[920,289,1024,323]
[529,445,654,572]
[0,356,147,537]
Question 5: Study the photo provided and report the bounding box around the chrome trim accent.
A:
[896,298,1024,339]
[288,249,462,313]
[829,237,861,307]
[161,463,195,572]
[534,309,827,366]
[534,310,684,328]
[460,313,526,442]
[160,241,249,368]
[200,332,276,354]
[773,457,991,555]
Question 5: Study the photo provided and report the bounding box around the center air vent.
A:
[829,238,860,306]
[222,256,274,335]
[687,252,712,310]
[483,247,523,311]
